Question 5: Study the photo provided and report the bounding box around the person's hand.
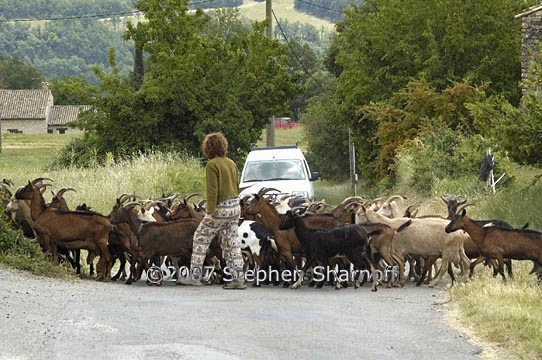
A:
[204,214,213,221]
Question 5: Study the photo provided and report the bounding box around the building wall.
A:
[48,125,83,134]
[1,119,47,134]
[521,11,542,82]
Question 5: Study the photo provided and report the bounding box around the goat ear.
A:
[461,209,467,217]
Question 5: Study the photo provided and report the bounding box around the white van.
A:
[239,146,319,200]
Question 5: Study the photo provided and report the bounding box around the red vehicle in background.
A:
[274,117,299,129]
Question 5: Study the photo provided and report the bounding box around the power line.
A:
[295,0,343,14]
[0,0,219,23]
[0,10,143,22]
[271,9,324,88]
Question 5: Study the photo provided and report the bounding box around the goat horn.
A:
[309,202,327,213]
[456,202,475,214]
[344,201,363,211]
[118,193,140,204]
[365,197,383,207]
[184,193,203,203]
[57,187,76,197]
[340,196,364,205]
[123,201,142,210]
[257,187,281,196]
[280,194,295,201]
[403,204,419,218]
[31,177,54,185]
[440,195,450,204]
[240,194,253,202]
[291,206,306,217]
[382,194,406,205]
[164,193,180,201]
[2,179,14,186]
[456,194,467,205]
[141,200,155,210]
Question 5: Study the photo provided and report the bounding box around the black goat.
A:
[278,209,380,291]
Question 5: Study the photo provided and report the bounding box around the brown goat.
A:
[246,188,349,288]
[445,209,542,281]
[109,198,202,285]
[128,218,201,285]
[245,188,302,287]
[15,181,113,281]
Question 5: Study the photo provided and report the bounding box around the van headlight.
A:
[292,191,309,198]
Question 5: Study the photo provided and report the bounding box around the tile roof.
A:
[49,105,90,126]
[0,89,52,119]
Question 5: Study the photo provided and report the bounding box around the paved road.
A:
[0,267,481,360]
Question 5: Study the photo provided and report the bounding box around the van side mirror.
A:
[310,171,320,181]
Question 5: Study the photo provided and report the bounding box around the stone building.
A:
[0,87,86,134]
[0,89,52,134]
[515,5,542,84]
[48,105,89,134]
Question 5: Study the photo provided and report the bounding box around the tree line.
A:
[301,0,541,188]
[0,0,241,19]
[4,0,542,191]
[0,0,134,19]
[0,0,244,83]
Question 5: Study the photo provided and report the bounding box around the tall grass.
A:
[442,173,542,359]
[3,151,205,214]
[314,180,350,205]
[394,148,542,359]
[450,261,542,360]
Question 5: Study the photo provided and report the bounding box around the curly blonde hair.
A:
[202,132,228,159]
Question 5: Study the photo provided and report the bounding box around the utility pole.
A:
[265,0,275,146]
[349,128,357,196]
[266,0,272,39]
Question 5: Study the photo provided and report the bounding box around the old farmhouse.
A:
[0,88,88,134]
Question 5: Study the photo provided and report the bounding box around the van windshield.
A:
[242,160,306,182]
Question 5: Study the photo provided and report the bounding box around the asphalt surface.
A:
[0,266,481,360]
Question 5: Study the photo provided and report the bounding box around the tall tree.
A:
[0,54,45,89]
[48,75,98,105]
[324,0,535,180]
[75,2,298,164]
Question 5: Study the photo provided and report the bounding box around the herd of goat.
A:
[1,177,542,290]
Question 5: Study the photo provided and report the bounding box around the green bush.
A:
[397,123,513,194]
[476,175,542,229]
[0,205,65,276]
[48,137,103,169]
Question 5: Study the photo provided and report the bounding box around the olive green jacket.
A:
[205,156,239,214]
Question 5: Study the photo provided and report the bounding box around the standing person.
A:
[177,132,246,289]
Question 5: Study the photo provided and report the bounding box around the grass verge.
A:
[449,261,542,360]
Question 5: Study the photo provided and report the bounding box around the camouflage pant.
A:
[190,198,244,279]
